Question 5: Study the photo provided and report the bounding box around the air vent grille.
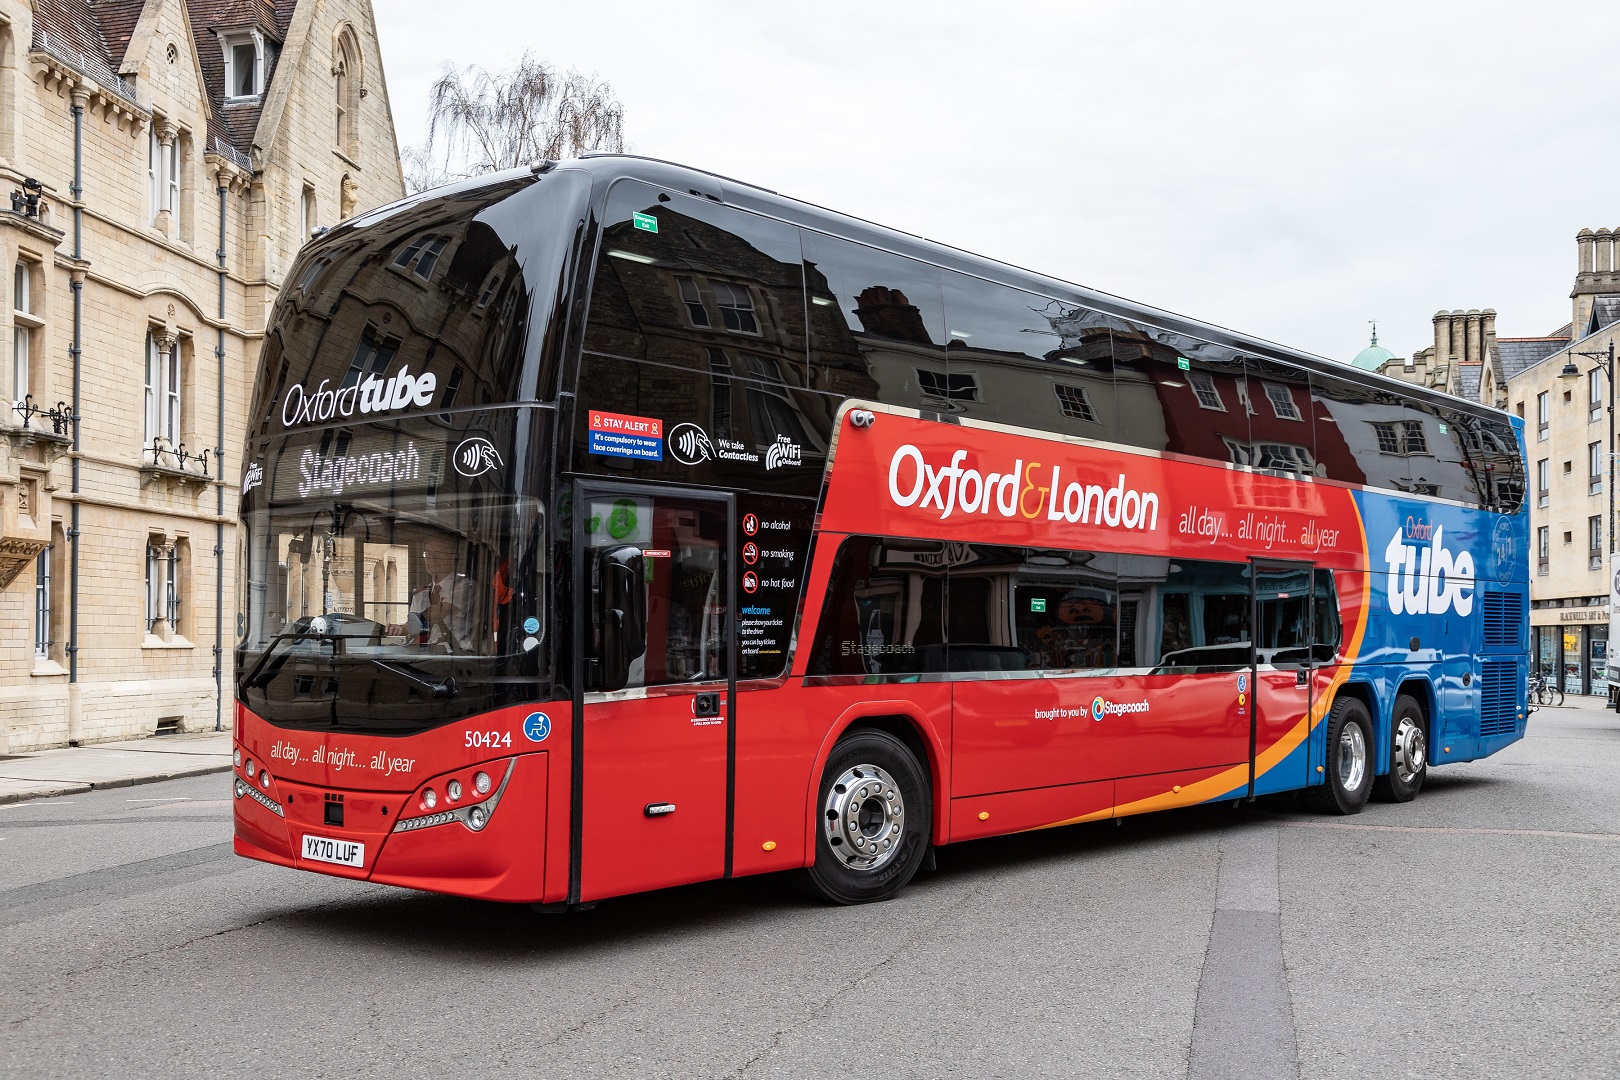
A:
[1480,661,1518,737]
[1481,592,1524,650]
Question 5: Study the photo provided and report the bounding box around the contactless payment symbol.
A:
[742,513,759,536]
[523,712,552,743]
[742,571,759,594]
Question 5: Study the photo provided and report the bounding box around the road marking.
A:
[126,797,192,803]
[1275,820,1620,842]
[1190,827,1299,1079]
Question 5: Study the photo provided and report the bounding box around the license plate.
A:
[301,833,365,868]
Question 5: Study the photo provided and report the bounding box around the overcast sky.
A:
[374,0,1620,366]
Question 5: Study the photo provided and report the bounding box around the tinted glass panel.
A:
[584,179,808,384]
[1242,358,1317,480]
[941,273,1120,441]
[946,546,1119,672]
[801,231,945,408]
[1310,370,1428,492]
[808,536,947,676]
[1432,405,1526,512]
[585,494,728,688]
[1147,558,1252,672]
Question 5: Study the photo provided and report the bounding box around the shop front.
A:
[1533,609,1609,697]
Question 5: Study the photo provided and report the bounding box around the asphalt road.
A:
[3,702,1618,1079]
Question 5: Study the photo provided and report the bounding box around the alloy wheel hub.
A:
[823,764,905,872]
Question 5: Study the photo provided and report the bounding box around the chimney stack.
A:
[1579,228,1596,274]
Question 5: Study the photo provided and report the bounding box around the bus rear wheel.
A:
[797,728,932,905]
[1304,697,1373,815]
[1373,694,1427,803]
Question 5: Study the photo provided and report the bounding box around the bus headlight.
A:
[423,788,437,810]
[474,771,491,795]
[468,806,488,830]
[233,749,242,768]
[447,780,462,803]
[234,779,246,799]
[245,760,256,781]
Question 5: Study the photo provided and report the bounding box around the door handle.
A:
[693,692,721,717]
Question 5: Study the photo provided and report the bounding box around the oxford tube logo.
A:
[1383,523,1475,616]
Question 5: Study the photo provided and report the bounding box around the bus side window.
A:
[939,272,1118,443]
[1311,372,1426,494]
[809,536,945,678]
[1149,559,1252,672]
[939,545,1120,674]
[801,231,946,408]
[1243,357,1317,481]
[584,179,809,387]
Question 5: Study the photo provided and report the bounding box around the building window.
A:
[222,32,268,100]
[1263,382,1301,420]
[1538,391,1549,440]
[391,235,448,281]
[917,368,978,402]
[34,543,50,658]
[1189,371,1225,411]
[712,281,758,334]
[1591,441,1604,495]
[166,138,179,218]
[1538,525,1549,575]
[147,128,160,219]
[1592,515,1604,569]
[1592,370,1604,423]
[1054,383,1097,421]
[300,185,316,242]
[144,332,181,446]
[1537,458,1549,507]
[335,32,360,158]
[676,276,710,327]
[12,260,39,405]
[1400,420,1427,454]
[146,541,178,632]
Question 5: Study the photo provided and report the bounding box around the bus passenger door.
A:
[576,486,733,902]
[1250,561,1317,797]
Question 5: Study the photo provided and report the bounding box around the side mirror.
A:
[597,545,646,692]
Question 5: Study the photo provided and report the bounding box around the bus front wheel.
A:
[797,728,932,905]
[1372,694,1427,803]
[1304,698,1373,815]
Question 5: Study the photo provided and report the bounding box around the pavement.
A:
[0,730,233,805]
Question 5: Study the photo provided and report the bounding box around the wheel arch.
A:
[801,702,949,863]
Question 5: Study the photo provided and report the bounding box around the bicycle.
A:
[1528,672,1564,708]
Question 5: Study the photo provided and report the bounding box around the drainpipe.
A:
[66,87,86,742]
[213,176,228,731]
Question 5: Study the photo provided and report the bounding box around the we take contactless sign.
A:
[588,410,664,462]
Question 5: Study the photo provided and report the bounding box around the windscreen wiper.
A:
[364,658,459,700]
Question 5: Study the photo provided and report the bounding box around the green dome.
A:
[1351,325,1395,370]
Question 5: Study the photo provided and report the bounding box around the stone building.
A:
[1362,230,1620,695]
[0,0,404,753]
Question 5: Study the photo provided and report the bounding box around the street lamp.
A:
[1561,339,1617,705]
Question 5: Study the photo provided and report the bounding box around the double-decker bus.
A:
[233,156,1530,906]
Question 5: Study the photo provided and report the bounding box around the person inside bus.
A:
[386,535,478,652]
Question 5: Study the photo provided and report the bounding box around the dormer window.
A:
[221,30,270,100]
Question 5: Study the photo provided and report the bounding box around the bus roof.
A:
[551,153,1515,429]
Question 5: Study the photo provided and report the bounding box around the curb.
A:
[0,763,232,807]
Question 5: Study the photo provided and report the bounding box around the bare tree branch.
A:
[402,53,626,193]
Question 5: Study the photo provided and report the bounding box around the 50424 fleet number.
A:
[466,730,511,749]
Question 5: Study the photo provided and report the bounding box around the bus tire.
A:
[796,728,932,905]
[1303,697,1373,815]
[1372,694,1427,803]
